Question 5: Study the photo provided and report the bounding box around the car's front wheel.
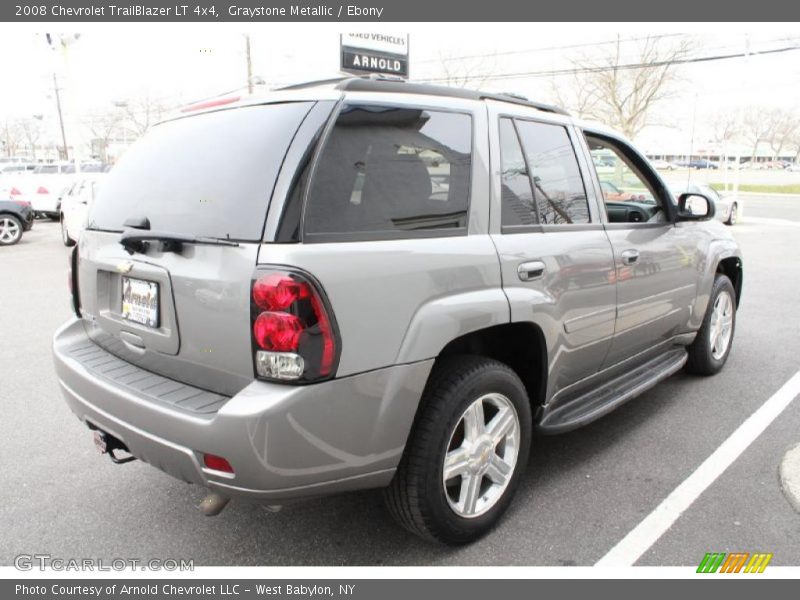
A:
[0,214,23,246]
[686,274,736,375]
[384,356,532,544]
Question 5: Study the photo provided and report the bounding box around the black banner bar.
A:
[5,579,800,600]
[4,0,800,22]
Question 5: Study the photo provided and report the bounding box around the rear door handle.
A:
[518,260,546,281]
[621,249,640,265]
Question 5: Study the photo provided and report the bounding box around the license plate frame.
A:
[121,276,160,329]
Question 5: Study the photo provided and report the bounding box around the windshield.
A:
[88,102,314,241]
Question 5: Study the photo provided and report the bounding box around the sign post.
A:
[340,33,409,79]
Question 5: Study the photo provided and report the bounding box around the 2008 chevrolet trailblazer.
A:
[53,77,742,544]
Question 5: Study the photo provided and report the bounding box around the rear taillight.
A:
[10,187,21,196]
[251,270,338,383]
[37,186,48,194]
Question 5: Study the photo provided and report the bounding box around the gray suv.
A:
[53,77,742,544]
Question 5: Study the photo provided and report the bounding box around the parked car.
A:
[0,198,35,245]
[0,163,36,175]
[688,159,719,170]
[53,78,742,544]
[649,158,677,170]
[787,163,800,172]
[60,175,105,246]
[672,183,740,226]
[22,162,108,219]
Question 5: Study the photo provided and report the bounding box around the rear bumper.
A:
[53,318,432,501]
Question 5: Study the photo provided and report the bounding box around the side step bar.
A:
[538,347,688,434]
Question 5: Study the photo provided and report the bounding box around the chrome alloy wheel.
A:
[0,217,21,244]
[442,392,521,518]
[709,290,734,360]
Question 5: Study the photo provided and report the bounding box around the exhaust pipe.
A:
[198,492,230,516]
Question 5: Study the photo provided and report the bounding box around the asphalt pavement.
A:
[1,197,798,567]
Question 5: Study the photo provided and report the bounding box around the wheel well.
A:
[436,323,547,415]
[717,257,742,307]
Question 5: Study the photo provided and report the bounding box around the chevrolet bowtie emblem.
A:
[116,261,134,274]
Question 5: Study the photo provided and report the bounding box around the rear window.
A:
[303,104,472,241]
[88,102,314,241]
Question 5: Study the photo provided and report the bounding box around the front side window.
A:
[514,120,590,225]
[585,134,667,224]
[304,104,472,239]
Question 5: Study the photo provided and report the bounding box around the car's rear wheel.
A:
[384,355,532,544]
[61,215,76,247]
[686,274,736,375]
[0,215,23,246]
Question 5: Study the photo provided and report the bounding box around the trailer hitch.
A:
[92,429,138,465]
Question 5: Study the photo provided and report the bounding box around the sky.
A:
[0,23,798,154]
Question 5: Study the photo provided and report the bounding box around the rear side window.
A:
[303,104,472,240]
[514,120,590,225]
[499,118,536,227]
[89,102,314,241]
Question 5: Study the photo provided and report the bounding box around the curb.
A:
[779,443,800,513]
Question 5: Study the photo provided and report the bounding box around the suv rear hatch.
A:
[76,101,317,397]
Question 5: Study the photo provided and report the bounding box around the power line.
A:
[416,44,800,84]
[413,33,690,64]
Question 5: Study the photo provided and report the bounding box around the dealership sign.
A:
[340,33,409,78]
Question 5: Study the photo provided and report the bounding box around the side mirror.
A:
[677,192,715,221]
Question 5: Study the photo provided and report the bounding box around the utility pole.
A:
[731,35,750,203]
[52,73,69,160]
[245,34,253,94]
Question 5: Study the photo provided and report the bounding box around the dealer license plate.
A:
[121,277,159,328]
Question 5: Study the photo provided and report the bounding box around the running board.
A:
[537,347,688,434]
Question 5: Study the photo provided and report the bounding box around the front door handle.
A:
[621,249,640,265]
[518,260,546,281]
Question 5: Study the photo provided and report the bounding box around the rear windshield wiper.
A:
[119,229,240,255]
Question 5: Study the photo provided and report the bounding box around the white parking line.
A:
[596,370,800,567]
[743,216,800,227]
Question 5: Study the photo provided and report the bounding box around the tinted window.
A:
[515,121,589,224]
[89,102,314,240]
[499,118,536,227]
[304,104,471,239]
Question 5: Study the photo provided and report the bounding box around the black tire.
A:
[0,214,24,246]
[384,355,532,544]
[686,274,736,375]
[725,202,738,226]
[61,215,76,247]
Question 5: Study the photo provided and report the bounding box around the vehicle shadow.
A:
[136,371,693,566]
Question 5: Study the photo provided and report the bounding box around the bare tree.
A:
[84,111,122,163]
[1,120,25,157]
[555,35,694,139]
[435,52,497,89]
[709,111,739,165]
[762,107,799,160]
[549,72,598,119]
[741,107,772,162]
[19,118,42,160]
[123,95,168,136]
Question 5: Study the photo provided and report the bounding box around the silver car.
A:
[673,183,741,226]
[53,77,742,544]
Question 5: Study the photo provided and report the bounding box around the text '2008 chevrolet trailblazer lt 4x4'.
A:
[53,77,742,544]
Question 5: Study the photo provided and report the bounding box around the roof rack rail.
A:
[273,76,570,117]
